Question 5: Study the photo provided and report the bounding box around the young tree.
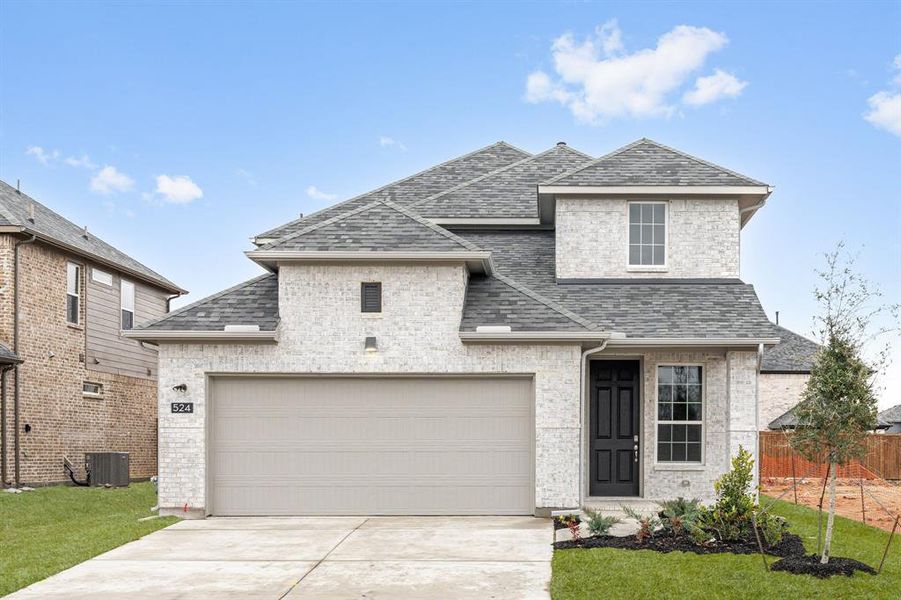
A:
[790,243,898,564]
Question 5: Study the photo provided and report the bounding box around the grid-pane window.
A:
[628,202,666,266]
[657,365,703,462]
[66,263,80,324]
[121,280,135,330]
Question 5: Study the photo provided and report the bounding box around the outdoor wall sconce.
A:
[172,384,187,392]
[364,336,378,353]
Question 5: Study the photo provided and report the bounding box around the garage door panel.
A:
[210,376,533,515]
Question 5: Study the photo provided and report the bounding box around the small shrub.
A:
[705,446,757,541]
[622,505,660,544]
[757,513,789,546]
[555,514,581,541]
[581,507,622,536]
[658,497,702,537]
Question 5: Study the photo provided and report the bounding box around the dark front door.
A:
[589,360,640,496]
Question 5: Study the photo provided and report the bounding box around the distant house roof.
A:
[0,180,185,294]
[542,138,767,188]
[879,404,901,424]
[0,343,22,366]
[760,325,821,373]
[769,406,891,430]
[253,141,531,243]
[412,144,592,219]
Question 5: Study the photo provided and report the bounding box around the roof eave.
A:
[0,225,187,295]
[459,331,622,343]
[121,330,278,343]
[605,337,780,348]
[246,250,494,275]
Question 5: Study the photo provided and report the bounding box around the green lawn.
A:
[0,482,178,596]
[552,496,899,599]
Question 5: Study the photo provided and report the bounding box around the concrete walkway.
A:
[9,516,552,599]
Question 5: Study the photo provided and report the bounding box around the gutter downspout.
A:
[579,339,610,504]
[755,342,764,496]
[13,235,36,487]
[1,365,13,487]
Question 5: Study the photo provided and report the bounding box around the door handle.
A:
[633,444,639,463]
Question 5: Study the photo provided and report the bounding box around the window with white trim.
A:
[83,381,103,397]
[657,365,703,462]
[628,202,666,266]
[66,263,81,324]
[121,280,135,330]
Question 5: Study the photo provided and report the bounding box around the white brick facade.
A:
[758,372,809,430]
[156,264,760,515]
[555,197,741,279]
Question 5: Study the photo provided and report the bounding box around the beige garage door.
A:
[209,376,534,515]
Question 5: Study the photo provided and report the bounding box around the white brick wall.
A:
[758,373,808,430]
[156,263,761,514]
[555,197,741,279]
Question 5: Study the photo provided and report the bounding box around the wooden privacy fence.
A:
[759,432,901,481]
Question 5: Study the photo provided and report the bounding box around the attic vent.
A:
[361,282,382,313]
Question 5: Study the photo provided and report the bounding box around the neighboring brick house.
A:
[0,180,186,486]
[758,324,821,430]
[129,138,789,518]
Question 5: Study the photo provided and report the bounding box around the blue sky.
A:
[1,1,899,407]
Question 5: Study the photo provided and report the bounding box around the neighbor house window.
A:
[83,382,103,397]
[628,202,666,267]
[657,365,703,463]
[66,263,81,324]
[361,282,382,313]
[121,280,135,330]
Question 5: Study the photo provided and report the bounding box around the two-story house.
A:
[0,181,186,486]
[129,139,804,518]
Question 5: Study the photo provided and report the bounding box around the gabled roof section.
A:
[253,141,531,243]
[542,138,767,188]
[256,199,481,253]
[879,404,901,424]
[411,144,593,219]
[0,180,185,293]
[769,406,891,431]
[135,273,279,332]
[760,325,821,373]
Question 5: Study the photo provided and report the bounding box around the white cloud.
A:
[26,146,59,164]
[90,166,135,195]
[864,55,901,137]
[306,185,337,201]
[525,21,741,123]
[683,69,748,106]
[154,175,204,204]
[64,154,97,169]
[379,136,407,151]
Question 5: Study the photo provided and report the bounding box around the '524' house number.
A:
[171,402,194,413]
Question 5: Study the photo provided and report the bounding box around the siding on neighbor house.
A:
[555,197,741,279]
[85,265,168,379]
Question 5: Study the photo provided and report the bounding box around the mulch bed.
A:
[770,554,877,578]
[554,532,805,558]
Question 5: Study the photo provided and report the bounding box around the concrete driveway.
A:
[10,516,552,599]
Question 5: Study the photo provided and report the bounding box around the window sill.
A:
[361,313,383,319]
[83,393,103,399]
[653,463,706,471]
[626,266,668,273]
[67,323,84,331]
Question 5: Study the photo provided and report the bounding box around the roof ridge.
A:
[490,271,597,330]
[539,139,647,185]
[407,144,592,209]
[253,141,532,241]
[135,273,275,330]
[637,138,767,187]
[380,199,482,251]
[257,198,382,250]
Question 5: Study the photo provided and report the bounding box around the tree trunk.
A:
[821,461,838,564]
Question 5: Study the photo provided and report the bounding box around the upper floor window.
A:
[66,263,81,324]
[657,365,703,463]
[361,282,382,313]
[628,202,666,267]
[121,280,135,330]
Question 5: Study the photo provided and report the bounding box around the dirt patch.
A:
[761,477,901,532]
[554,532,805,557]
[770,554,877,578]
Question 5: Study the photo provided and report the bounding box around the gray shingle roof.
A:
[760,325,821,373]
[457,229,776,338]
[0,180,184,293]
[544,139,766,187]
[258,199,480,252]
[254,142,530,242]
[136,274,278,331]
[0,342,22,365]
[769,406,891,430]
[412,145,592,219]
[879,404,901,424]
